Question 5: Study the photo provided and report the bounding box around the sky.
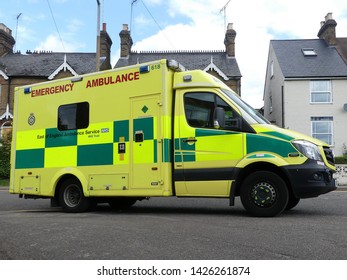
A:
[1,0,347,108]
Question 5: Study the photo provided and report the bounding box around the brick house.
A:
[115,23,242,95]
[0,23,112,138]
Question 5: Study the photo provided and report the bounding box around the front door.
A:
[174,90,244,197]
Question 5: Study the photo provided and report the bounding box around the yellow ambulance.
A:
[10,59,336,216]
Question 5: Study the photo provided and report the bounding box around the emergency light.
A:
[24,87,31,94]
[139,65,150,73]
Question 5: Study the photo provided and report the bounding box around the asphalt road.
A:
[0,188,346,260]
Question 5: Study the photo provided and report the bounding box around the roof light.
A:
[24,87,31,94]
[71,76,83,83]
[183,75,192,82]
[302,48,317,56]
[167,60,186,72]
[139,65,150,73]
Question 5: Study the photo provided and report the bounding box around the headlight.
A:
[292,140,323,161]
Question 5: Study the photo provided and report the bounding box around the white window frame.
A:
[310,80,332,104]
[311,116,334,146]
[302,48,317,56]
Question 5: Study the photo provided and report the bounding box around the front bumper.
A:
[283,160,336,198]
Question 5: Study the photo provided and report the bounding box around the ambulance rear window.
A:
[57,102,89,131]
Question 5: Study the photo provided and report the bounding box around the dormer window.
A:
[302,48,317,56]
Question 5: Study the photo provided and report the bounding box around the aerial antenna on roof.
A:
[130,0,138,32]
[14,13,22,52]
[46,0,66,53]
[139,0,176,50]
[220,0,231,31]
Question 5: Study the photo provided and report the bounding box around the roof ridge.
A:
[271,38,322,42]
[131,50,225,54]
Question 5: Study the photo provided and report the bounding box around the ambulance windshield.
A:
[221,89,270,125]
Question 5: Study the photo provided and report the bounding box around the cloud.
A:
[117,0,347,108]
[66,18,84,35]
[35,33,85,52]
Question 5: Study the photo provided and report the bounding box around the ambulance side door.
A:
[174,90,245,197]
[130,94,162,189]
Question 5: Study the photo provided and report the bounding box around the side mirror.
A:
[213,107,225,129]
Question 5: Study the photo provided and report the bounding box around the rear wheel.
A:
[240,171,289,217]
[59,178,90,213]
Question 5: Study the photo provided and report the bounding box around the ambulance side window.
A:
[184,92,242,131]
[58,102,89,131]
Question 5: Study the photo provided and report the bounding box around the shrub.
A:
[0,135,11,179]
[334,156,347,164]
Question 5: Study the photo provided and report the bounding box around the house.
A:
[0,23,112,138]
[263,13,347,156]
[115,23,242,95]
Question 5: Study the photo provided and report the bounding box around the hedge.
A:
[0,136,11,179]
[334,156,347,164]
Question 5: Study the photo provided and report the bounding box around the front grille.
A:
[323,146,335,166]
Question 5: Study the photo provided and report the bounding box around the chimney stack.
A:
[0,23,15,57]
[119,24,133,58]
[99,23,113,70]
[317,13,337,45]
[224,23,236,57]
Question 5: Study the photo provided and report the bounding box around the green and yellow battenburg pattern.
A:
[14,118,171,169]
[15,119,299,170]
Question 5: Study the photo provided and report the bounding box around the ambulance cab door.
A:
[130,94,162,189]
[174,90,245,197]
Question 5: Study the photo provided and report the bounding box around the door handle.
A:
[182,137,197,143]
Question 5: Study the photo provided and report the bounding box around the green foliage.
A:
[334,156,347,164]
[0,135,11,179]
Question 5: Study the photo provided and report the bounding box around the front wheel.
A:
[59,178,90,213]
[240,171,289,217]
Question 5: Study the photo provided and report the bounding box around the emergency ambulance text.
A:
[86,71,140,88]
[31,83,74,97]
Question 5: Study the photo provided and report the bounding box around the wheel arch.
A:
[233,162,293,197]
[52,169,89,200]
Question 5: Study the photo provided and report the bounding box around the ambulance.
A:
[10,59,336,217]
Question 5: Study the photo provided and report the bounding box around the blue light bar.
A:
[139,65,150,74]
[24,87,31,94]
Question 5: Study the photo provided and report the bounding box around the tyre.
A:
[285,196,300,211]
[108,198,137,211]
[240,171,289,217]
[59,178,90,213]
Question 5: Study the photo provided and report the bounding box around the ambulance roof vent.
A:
[167,60,186,72]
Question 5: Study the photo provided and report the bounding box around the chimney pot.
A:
[325,12,333,21]
[103,23,106,31]
[123,24,129,31]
